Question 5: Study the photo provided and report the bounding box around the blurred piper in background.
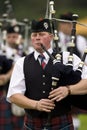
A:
[58,12,87,59]
[0,24,25,130]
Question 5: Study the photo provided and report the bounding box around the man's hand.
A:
[48,86,69,102]
[36,99,55,112]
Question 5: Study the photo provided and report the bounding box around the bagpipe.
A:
[42,0,87,110]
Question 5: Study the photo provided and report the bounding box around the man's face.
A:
[31,32,53,53]
[6,33,19,48]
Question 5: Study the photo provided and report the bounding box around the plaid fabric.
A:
[71,106,87,115]
[23,113,74,130]
[0,96,13,130]
[12,114,24,130]
[0,92,24,130]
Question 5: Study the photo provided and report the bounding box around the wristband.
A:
[67,87,71,95]
[35,101,38,110]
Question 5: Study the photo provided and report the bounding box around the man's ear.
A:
[50,34,54,39]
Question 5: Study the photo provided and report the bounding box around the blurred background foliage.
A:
[0,0,87,20]
[0,0,87,36]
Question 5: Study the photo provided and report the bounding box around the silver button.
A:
[43,75,45,77]
[43,82,45,85]
[43,91,45,93]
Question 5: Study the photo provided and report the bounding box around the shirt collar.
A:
[34,48,53,60]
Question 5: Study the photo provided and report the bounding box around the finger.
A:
[42,105,55,112]
[49,91,61,99]
[49,94,62,101]
[56,96,64,102]
[42,101,55,108]
[43,108,51,112]
[41,99,55,106]
[49,89,57,95]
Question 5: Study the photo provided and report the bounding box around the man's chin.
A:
[36,48,43,53]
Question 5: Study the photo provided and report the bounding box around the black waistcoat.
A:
[23,53,71,118]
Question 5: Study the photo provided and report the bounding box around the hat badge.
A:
[14,26,19,33]
[43,22,48,29]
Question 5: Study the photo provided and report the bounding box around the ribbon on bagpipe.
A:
[43,0,87,110]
